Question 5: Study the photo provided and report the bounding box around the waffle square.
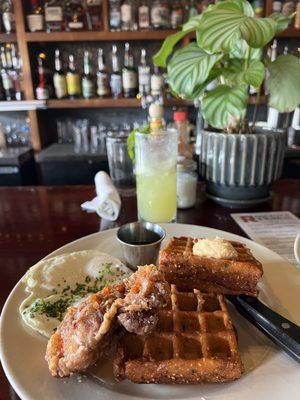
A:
[113,284,244,384]
[159,236,263,296]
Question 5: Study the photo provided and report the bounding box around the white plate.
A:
[1,223,300,400]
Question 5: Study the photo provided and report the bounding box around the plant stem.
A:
[252,87,261,131]
[241,46,251,133]
[244,46,251,71]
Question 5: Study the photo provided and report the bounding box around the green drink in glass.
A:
[135,131,178,223]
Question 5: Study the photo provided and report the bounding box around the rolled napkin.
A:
[81,171,121,221]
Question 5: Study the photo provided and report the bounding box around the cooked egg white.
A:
[19,250,131,338]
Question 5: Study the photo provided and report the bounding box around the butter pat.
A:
[193,237,238,260]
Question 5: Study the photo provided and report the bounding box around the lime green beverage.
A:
[135,131,178,223]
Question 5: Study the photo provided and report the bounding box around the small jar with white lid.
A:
[177,158,198,209]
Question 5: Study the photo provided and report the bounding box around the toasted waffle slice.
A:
[159,236,263,296]
[113,284,244,384]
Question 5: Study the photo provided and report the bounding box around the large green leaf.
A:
[197,1,277,53]
[268,55,300,112]
[230,39,262,60]
[269,12,296,33]
[167,43,222,98]
[176,68,222,100]
[223,59,265,88]
[153,29,194,68]
[201,85,248,129]
[182,13,204,30]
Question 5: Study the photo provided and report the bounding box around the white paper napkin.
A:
[81,171,121,221]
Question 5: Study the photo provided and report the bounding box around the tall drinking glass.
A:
[135,131,178,223]
[106,133,135,193]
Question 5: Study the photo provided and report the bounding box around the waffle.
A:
[159,237,263,296]
[113,284,244,384]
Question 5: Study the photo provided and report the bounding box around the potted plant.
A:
[153,0,300,207]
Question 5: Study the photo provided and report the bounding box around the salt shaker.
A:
[177,159,198,209]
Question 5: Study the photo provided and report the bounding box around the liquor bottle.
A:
[53,49,67,99]
[138,0,150,30]
[66,54,81,98]
[138,49,150,96]
[36,53,50,100]
[2,0,15,33]
[252,0,264,17]
[110,45,122,98]
[82,50,95,99]
[149,102,164,134]
[121,0,137,31]
[183,0,190,23]
[272,0,283,12]
[295,0,300,28]
[151,66,164,99]
[171,0,184,29]
[189,0,199,18]
[0,78,4,101]
[86,0,102,31]
[27,0,44,32]
[96,48,110,98]
[151,0,170,29]
[122,42,138,98]
[64,0,86,31]
[282,0,296,23]
[109,0,121,31]
[11,44,22,101]
[0,46,14,100]
[44,0,64,32]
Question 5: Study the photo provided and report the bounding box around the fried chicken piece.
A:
[45,265,170,377]
[46,284,125,377]
[118,265,170,335]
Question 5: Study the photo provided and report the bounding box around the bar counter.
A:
[0,179,299,399]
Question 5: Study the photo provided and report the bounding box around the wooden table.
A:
[0,180,299,399]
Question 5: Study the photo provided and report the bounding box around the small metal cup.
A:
[116,221,166,270]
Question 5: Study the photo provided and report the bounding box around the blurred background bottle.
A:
[110,45,122,98]
[122,42,138,98]
[109,0,121,31]
[44,0,64,32]
[66,54,81,99]
[97,48,110,98]
[27,0,44,32]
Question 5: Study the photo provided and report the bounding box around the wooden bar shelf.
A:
[47,98,140,108]
[277,28,300,38]
[25,30,177,43]
[46,97,263,109]
[46,98,192,109]
[0,33,17,43]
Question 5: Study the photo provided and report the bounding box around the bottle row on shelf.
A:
[35,43,169,103]
[272,0,300,28]
[0,44,23,101]
[108,0,207,31]
[0,0,218,34]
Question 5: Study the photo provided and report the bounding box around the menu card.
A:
[231,211,300,265]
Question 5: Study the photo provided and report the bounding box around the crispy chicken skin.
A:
[45,265,170,378]
[46,284,125,377]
